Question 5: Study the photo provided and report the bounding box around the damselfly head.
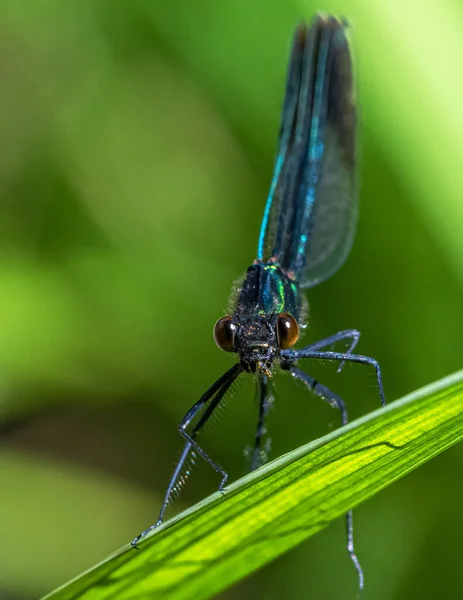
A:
[213,311,299,373]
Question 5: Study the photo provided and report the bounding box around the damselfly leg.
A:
[131,364,241,547]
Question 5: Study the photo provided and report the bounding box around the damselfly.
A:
[133,14,386,592]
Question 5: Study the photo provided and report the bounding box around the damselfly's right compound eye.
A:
[213,316,236,352]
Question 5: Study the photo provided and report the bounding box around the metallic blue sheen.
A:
[256,15,358,289]
[235,263,300,323]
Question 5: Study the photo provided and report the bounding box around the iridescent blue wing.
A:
[296,17,357,288]
[257,15,358,289]
[257,24,306,262]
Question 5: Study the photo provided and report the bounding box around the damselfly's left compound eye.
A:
[276,313,299,349]
[213,316,236,352]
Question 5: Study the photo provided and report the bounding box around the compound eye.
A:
[276,313,299,349]
[213,316,236,352]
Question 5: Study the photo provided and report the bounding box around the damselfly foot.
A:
[131,519,162,549]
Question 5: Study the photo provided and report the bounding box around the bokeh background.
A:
[1,0,462,598]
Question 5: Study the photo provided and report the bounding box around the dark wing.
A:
[257,15,358,289]
[257,23,306,262]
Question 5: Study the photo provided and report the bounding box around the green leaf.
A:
[42,371,463,600]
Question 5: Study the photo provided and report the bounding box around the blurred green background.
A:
[1,0,462,598]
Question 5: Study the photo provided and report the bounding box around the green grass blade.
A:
[42,371,463,600]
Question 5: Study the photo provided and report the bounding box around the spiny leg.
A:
[132,364,241,548]
[288,366,348,425]
[179,369,240,493]
[286,365,364,593]
[250,374,270,472]
[282,348,386,407]
[301,329,361,372]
